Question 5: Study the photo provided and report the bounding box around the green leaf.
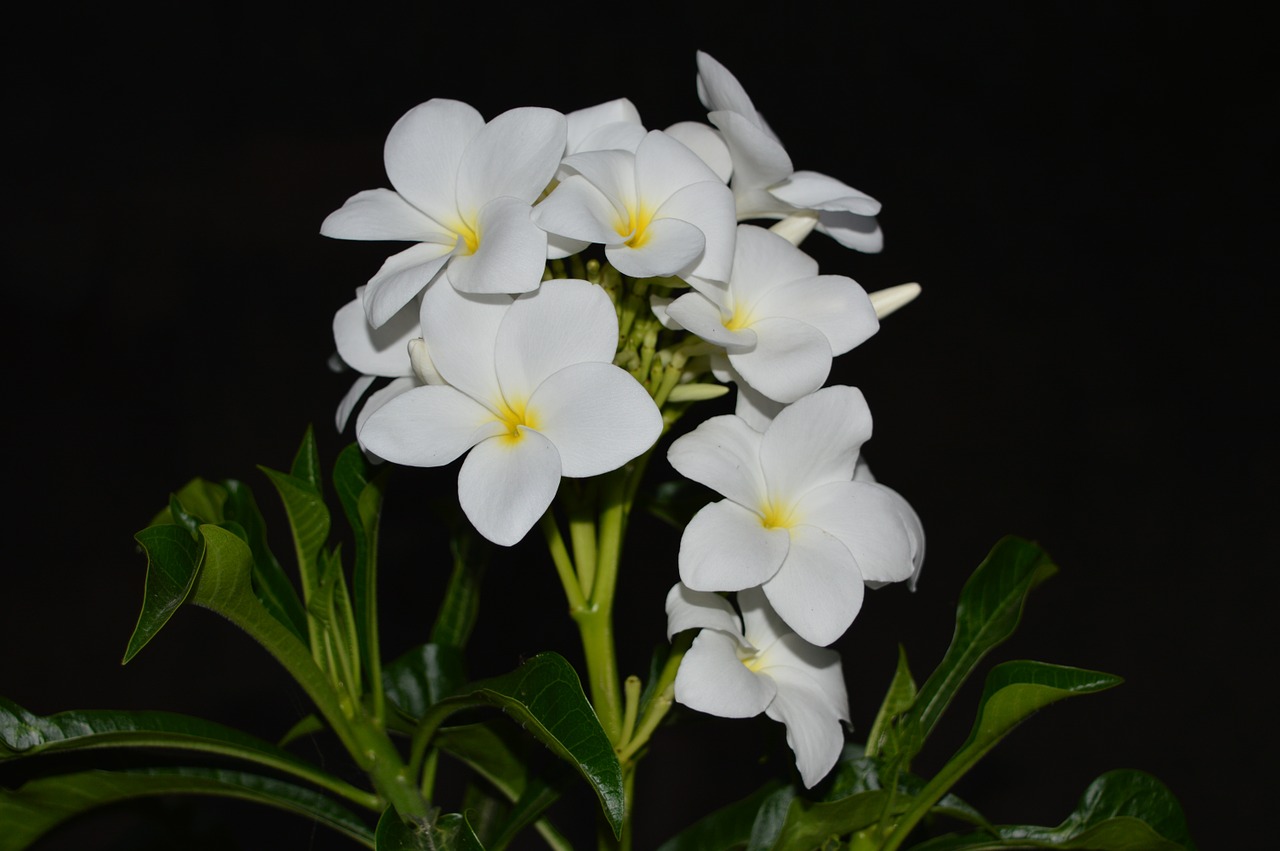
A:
[883,661,1123,850]
[905,536,1059,752]
[291,424,324,491]
[334,442,390,696]
[223,477,308,639]
[123,523,204,663]
[0,697,378,810]
[414,652,624,838]
[655,780,785,851]
[638,479,718,529]
[260,460,331,648]
[433,723,572,851]
[375,809,486,851]
[432,518,490,649]
[745,785,797,851]
[773,789,904,851]
[385,643,468,722]
[866,645,918,760]
[0,767,374,851]
[152,477,230,528]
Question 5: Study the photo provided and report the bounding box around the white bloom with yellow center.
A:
[665,224,879,403]
[321,99,567,328]
[359,278,662,546]
[667,386,919,646]
[666,583,850,788]
[531,129,736,285]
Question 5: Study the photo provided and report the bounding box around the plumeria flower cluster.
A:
[322,50,923,787]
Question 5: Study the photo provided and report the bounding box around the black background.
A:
[4,3,1269,849]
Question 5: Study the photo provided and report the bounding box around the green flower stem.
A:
[567,480,599,598]
[879,737,996,851]
[418,746,440,800]
[540,511,585,611]
[616,631,691,764]
[192,531,427,820]
[619,675,641,747]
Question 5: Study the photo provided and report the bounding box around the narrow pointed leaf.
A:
[334,442,390,694]
[291,424,324,491]
[0,698,379,810]
[223,477,308,639]
[259,463,331,618]
[415,653,624,837]
[0,767,375,851]
[745,785,797,851]
[885,661,1123,849]
[866,644,917,759]
[907,536,1059,748]
[123,524,204,663]
[431,514,489,649]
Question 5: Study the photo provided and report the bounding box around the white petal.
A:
[769,212,819,246]
[696,51,762,126]
[675,629,774,719]
[733,379,786,432]
[420,281,509,405]
[726,225,818,308]
[667,414,767,509]
[458,428,562,546]
[605,216,705,279]
[816,211,884,253]
[319,188,450,242]
[763,526,864,646]
[456,107,567,208]
[737,585,792,651]
[495,280,616,402]
[528,363,661,477]
[358,384,503,467]
[679,500,789,593]
[384,99,484,225]
[760,386,872,504]
[635,130,725,208]
[545,231,593,260]
[665,292,751,350]
[336,374,378,432]
[650,180,737,283]
[575,122,647,155]
[446,196,547,294]
[751,275,879,356]
[557,149,636,215]
[532,174,628,245]
[708,110,793,203]
[666,583,742,640]
[763,660,847,787]
[795,481,916,585]
[769,171,881,217]
[363,242,453,329]
[757,633,849,725]
[728,316,831,404]
[664,121,732,183]
[354,376,419,446]
[333,290,417,377]
[567,98,643,152]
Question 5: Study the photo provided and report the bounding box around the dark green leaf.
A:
[906,536,1058,751]
[278,713,325,747]
[259,462,331,619]
[375,806,432,850]
[0,767,374,851]
[0,698,378,811]
[153,477,230,528]
[866,645,917,760]
[772,789,902,851]
[638,479,718,529]
[418,653,624,838]
[655,780,785,851]
[123,524,204,663]
[291,424,324,492]
[223,477,308,639]
[334,442,390,690]
[432,520,489,649]
[385,643,467,722]
[745,785,797,851]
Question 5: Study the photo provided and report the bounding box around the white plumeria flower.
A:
[321,99,567,328]
[532,129,736,285]
[667,386,918,646]
[696,51,883,253]
[665,224,878,403]
[666,583,849,788]
[358,277,662,546]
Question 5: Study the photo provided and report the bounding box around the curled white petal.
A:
[665,582,742,640]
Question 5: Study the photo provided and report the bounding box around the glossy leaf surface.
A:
[123,523,203,663]
[0,767,374,851]
[418,652,624,837]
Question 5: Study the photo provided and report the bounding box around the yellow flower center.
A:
[495,398,536,443]
[759,501,797,530]
[451,213,480,255]
[724,302,754,331]
[617,204,655,248]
